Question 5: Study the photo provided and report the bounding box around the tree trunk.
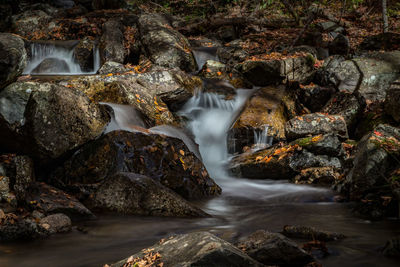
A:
[382,0,389,33]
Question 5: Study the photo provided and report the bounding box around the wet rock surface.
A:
[51,130,220,200]
[237,230,314,266]
[39,213,72,235]
[100,19,125,64]
[0,33,27,90]
[109,231,263,267]
[91,172,207,217]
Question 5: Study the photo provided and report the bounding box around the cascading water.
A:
[253,125,274,151]
[192,47,219,70]
[23,41,100,75]
[179,89,254,179]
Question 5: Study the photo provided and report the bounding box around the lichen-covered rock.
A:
[51,130,220,200]
[282,225,345,241]
[138,14,196,72]
[0,33,27,90]
[109,232,262,267]
[39,213,72,235]
[235,54,314,86]
[99,19,125,64]
[237,230,313,266]
[92,172,208,217]
[26,182,95,221]
[322,91,364,131]
[98,61,128,74]
[384,79,400,122]
[285,113,348,141]
[327,51,400,101]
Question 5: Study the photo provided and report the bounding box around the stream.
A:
[0,44,398,267]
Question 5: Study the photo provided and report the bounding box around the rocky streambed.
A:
[1,1,400,266]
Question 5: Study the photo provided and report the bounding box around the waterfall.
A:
[192,47,219,70]
[179,89,255,179]
[23,41,101,75]
[253,125,273,151]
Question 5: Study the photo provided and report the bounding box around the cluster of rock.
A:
[0,0,399,263]
[107,226,345,267]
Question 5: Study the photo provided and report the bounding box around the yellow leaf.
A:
[179,150,185,156]
[106,73,113,77]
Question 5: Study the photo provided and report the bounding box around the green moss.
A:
[293,136,313,147]
[305,54,316,67]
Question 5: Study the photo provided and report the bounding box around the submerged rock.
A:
[237,230,313,266]
[31,58,71,74]
[0,214,42,241]
[0,33,27,90]
[51,130,220,200]
[39,213,72,235]
[138,14,196,72]
[285,113,348,141]
[109,232,262,267]
[282,225,345,241]
[92,172,207,217]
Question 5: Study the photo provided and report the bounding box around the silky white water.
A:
[253,124,274,151]
[23,42,100,75]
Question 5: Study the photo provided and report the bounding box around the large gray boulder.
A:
[109,232,263,267]
[24,84,109,162]
[138,14,196,72]
[0,33,27,90]
[237,230,313,266]
[92,172,208,217]
[327,51,400,101]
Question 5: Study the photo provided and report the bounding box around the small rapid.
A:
[23,41,100,75]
